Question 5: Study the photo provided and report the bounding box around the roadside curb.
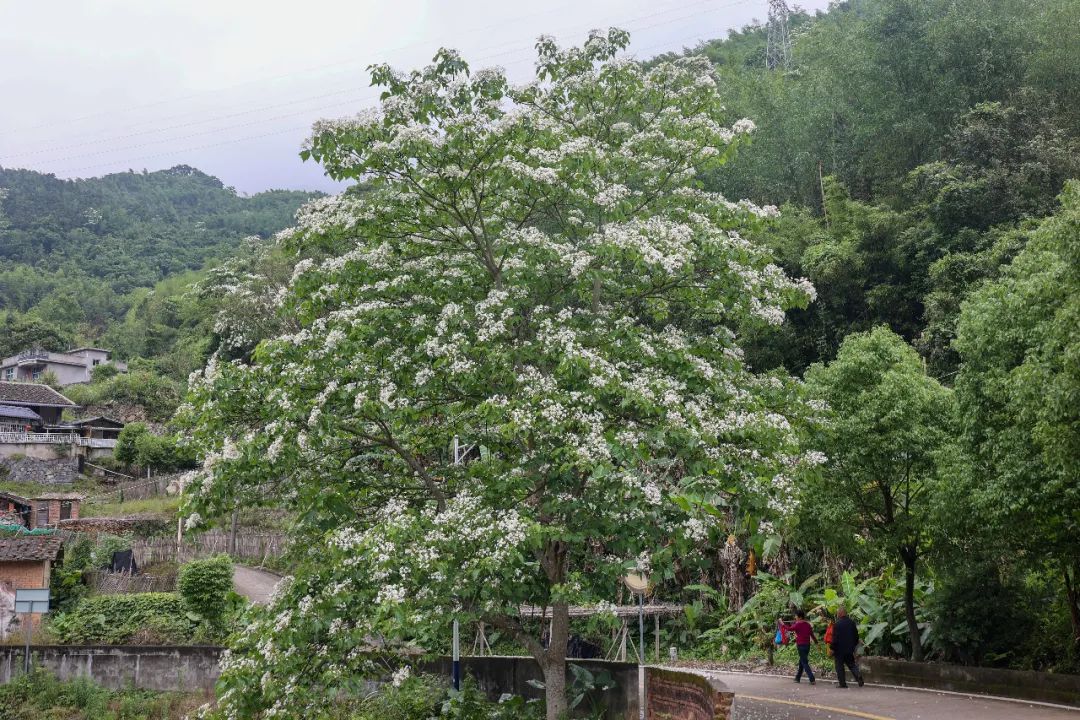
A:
[669,667,1080,713]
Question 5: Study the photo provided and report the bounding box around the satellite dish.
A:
[623,572,649,595]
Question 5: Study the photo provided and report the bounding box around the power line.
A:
[0,0,591,137]
[1,0,709,139]
[4,0,721,167]
[32,1,752,178]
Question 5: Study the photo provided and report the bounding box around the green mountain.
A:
[0,164,320,368]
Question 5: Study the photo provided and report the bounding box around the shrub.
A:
[928,560,1032,666]
[114,422,149,465]
[115,422,196,471]
[64,370,181,421]
[133,430,197,471]
[178,555,234,627]
[91,362,120,382]
[0,668,206,720]
[352,674,541,720]
[48,593,195,645]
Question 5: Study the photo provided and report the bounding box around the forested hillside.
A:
[670,0,1080,377]
[0,164,319,373]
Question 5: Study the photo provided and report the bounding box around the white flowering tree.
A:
[181,30,820,719]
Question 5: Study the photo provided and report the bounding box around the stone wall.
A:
[422,656,640,719]
[0,645,223,692]
[862,657,1080,708]
[0,457,78,484]
[645,667,734,720]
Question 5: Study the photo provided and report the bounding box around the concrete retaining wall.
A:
[862,657,1080,708]
[0,445,75,463]
[645,667,734,720]
[0,645,223,692]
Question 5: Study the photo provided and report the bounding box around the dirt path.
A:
[232,565,282,605]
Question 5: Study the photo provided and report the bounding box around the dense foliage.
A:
[49,593,195,645]
[0,669,206,720]
[177,555,234,629]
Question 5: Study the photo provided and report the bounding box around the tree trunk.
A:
[228,506,239,555]
[1064,566,1080,646]
[543,602,570,720]
[901,545,924,661]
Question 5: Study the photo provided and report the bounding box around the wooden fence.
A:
[85,475,174,504]
[132,532,286,566]
[84,569,177,594]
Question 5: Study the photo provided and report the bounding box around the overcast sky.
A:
[0,0,829,194]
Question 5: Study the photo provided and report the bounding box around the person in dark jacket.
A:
[829,608,864,688]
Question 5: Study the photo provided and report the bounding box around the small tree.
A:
[801,327,955,661]
[114,422,149,466]
[177,555,234,628]
[182,30,818,718]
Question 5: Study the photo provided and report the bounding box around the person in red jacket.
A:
[780,609,819,684]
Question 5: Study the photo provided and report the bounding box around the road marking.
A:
[737,694,897,720]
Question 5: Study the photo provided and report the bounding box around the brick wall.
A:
[645,668,734,720]
[0,560,49,590]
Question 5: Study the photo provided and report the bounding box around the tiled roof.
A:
[0,381,76,408]
[0,490,30,504]
[0,490,84,502]
[0,535,63,562]
[0,404,42,421]
[0,510,23,525]
[68,416,125,428]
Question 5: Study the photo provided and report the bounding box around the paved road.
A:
[232,565,282,605]
[697,671,1080,719]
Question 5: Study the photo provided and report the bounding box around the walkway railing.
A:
[0,431,77,444]
[0,432,114,447]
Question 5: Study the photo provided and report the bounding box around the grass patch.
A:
[0,668,212,718]
[0,477,105,498]
[81,495,182,518]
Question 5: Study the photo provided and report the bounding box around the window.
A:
[60,501,72,521]
[2,368,12,380]
[31,369,43,381]
[36,504,49,527]
[92,359,101,366]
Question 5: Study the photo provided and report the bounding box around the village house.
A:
[0,380,77,429]
[0,491,84,529]
[0,347,127,387]
[0,534,63,638]
[0,382,123,459]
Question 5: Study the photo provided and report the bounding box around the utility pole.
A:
[765,0,793,70]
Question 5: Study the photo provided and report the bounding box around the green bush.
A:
[929,561,1032,666]
[90,363,120,383]
[352,674,541,720]
[0,668,205,720]
[114,422,196,471]
[48,593,195,645]
[113,422,149,465]
[134,431,197,471]
[178,555,234,627]
[64,371,181,421]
